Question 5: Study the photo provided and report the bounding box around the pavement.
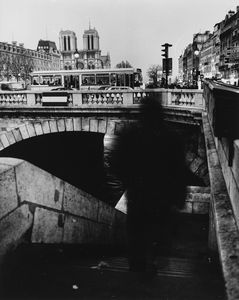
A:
[0,214,226,300]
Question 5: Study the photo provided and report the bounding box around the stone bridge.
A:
[0,90,206,193]
[0,86,239,299]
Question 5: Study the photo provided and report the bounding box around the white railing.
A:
[0,89,204,109]
[170,90,204,107]
[0,93,27,105]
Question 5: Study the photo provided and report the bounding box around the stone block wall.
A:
[216,138,239,227]
[0,158,126,262]
[115,186,210,215]
[202,113,239,300]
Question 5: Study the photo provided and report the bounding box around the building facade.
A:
[219,8,239,84]
[37,40,61,71]
[58,30,78,70]
[178,54,183,82]
[211,22,222,79]
[59,26,111,70]
[179,6,239,86]
[199,35,214,78]
[0,41,60,81]
[179,31,211,87]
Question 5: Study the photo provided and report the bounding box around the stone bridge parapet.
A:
[0,89,205,108]
[203,80,239,300]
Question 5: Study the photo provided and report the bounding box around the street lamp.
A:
[194,50,199,56]
[193,47,200,88]
[74,49,80,69]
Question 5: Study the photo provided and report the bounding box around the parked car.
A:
[51,87,74,91]
[97,85,111,90]
[0,81,25,91]
[106,86,134,91]
[133,87,144,91]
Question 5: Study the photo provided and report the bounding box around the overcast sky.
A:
[0,0,238,80]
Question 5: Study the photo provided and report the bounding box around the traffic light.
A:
[163,58,172,75]
[161,43,172,59]
[161,47,168,59]
[161,43,172,88]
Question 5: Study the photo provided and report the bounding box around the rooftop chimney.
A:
[12,41,17,46]
[19,43,24,47]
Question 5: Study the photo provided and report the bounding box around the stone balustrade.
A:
[0,93,28,105]
[0,89,205,108]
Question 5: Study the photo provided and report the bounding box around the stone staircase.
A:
[0,212,225,300]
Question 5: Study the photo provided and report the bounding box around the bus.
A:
[31,68,143,90]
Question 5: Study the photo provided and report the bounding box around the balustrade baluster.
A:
[106,93,110,104]
[23,94,27,104]
[68,93,73,105]
[110,93,115,104]
[119,93,123,104]
[99,93,105,104]
[95,93,100,104]
[13,94,17,104]
[116,93,120,104]
[179,96,184,105]
[8,95,12,104]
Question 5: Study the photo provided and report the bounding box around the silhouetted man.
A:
[110,96,187,273]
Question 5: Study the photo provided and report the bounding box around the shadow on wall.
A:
[0,131,107,202]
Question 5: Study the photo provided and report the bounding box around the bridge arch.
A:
[0,115,209,189]
[0,117,123,151]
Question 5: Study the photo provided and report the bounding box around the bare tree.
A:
[5,50,35,82]
[11,55,23,82]
[20,53,34,81]
[0,54,6,80]
[1,55,13,81]
[147,64,162,87]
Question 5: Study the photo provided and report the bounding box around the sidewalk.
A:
[0,214,225,300]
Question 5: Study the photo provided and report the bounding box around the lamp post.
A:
[193,48,200,88]
[74,49,80,69]
[192,40,202,88]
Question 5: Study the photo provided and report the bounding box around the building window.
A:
[88,36,90,50]
[64,36,67,51]
[91,35,94,49]
[68,36,71,50]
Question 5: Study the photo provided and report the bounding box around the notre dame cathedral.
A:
[59,25,111,70]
